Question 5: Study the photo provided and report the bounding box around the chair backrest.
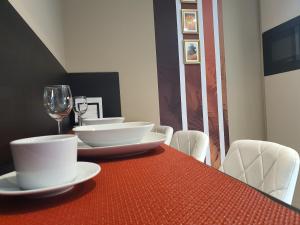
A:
[170,130,209,162]
[152,125,174,145]
[219,140,300,204]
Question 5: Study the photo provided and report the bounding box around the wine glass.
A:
[43,85,73,134]
[73,96,88,126]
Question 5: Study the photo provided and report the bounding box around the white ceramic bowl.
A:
[10,135,77,190]
[73,122,154,147]
[82,117,125,125]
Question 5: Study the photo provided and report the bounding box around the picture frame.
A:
[183,40,200,64]
[181,9,198,34]
[181,0,197,3]
[75,97,103,123]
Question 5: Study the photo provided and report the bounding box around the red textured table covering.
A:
[0,145,299,225]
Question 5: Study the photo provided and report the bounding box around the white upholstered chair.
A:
[219,140,300,204]
[151,125,174,145]
[170,130,209,162]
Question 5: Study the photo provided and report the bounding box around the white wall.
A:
[265,71,300,150]
[260,0,300,33]
[8,0,66,67]
[63,0,160,125]
[260,0,300,208]
[222,0,266,143]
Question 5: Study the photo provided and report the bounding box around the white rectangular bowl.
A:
[82,117,124,125]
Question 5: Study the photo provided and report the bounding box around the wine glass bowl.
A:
[73,96,88,126]
[43,85,73,134]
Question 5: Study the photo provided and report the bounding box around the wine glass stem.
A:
[57,121,62,134]
[78,115,82,126]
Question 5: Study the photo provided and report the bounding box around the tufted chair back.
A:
[170,130,209,162]
[152,125,174,145]
[219,140,300,204]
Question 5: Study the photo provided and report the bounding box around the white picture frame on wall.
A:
[75,97,103,123]
[183,40,201,64]
[181,9,199,34]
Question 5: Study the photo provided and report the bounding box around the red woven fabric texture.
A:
[0,145,299,225]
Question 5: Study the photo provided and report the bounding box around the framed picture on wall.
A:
[183,40,200,64]
[181,0,197,3]
[75,97,103,123]
[181,9,198,34]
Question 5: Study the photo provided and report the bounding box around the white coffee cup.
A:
[10,135,77,190]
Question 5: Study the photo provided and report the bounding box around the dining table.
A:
[0,144,299,225]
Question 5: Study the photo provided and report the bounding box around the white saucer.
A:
[0,162,100,197]
[78,132,165,157]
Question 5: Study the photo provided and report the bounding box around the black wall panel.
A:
[263,15,300,76]
[0,1,67,166]
[67,73,122,124]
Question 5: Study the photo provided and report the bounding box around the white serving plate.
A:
[0,162,100,197]
[78,132,165,157]
[73,122,154,147]
[82,117,125,125]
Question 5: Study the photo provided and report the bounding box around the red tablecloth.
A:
[0,145,299,225]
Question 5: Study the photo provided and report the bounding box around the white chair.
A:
[170,130,209,162]
[219,140,300,204]
[152,125,174,145]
